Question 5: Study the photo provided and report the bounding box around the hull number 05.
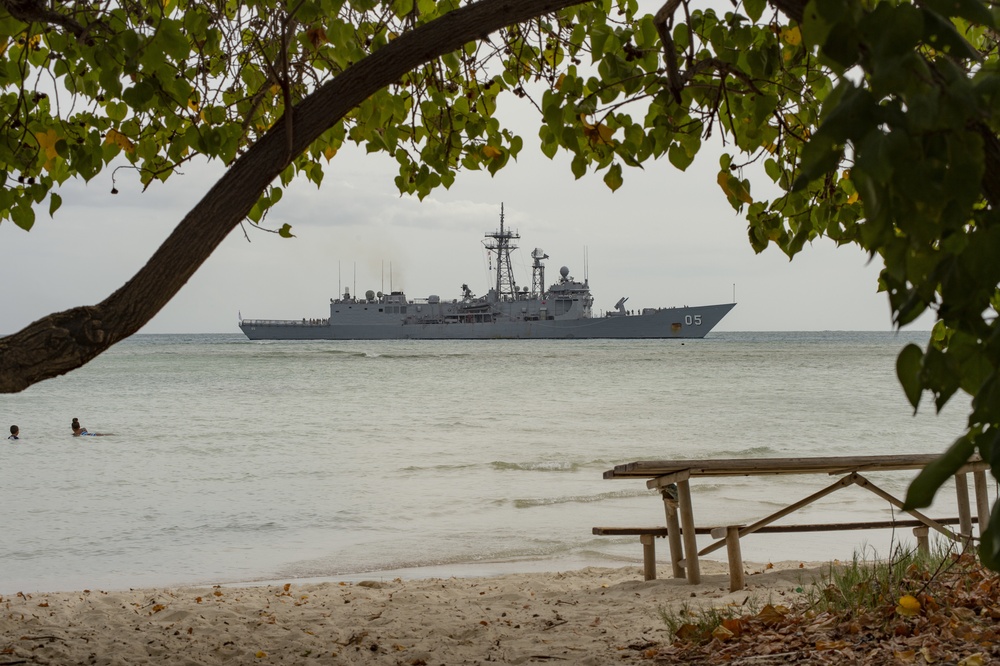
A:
[684,315,702,326]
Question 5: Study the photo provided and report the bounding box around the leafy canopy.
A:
[2,0,1000,565]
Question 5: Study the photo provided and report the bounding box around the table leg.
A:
[955,472,972,541]
[661,488,685,579]
[974,470,991,537]
[725,525,745,592]
[677,478,701,584]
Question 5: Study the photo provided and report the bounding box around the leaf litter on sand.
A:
[643,553,1000,665]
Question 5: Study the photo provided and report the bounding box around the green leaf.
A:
[278,223,295,238]
[896,343,924,411]
[156,19,190,62]
[978,504,1000,571]
[903,434,976,509]
[603,163,623,191]
[744,0,767,22]
[921,9,982,60]
[922,0,995,27]
[48,192,62,217]
[669,143,694,171]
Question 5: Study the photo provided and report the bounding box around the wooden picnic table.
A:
[602,454,992,587]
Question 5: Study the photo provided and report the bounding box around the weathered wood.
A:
[592,526,713,536]
[662,491,686,579]
[677,478,701,584]
[601,453,992,588]
[640,534,657,581]
[605,454,987,479]
[956,472,973,539]
[592,517,968,538]
[974,470,991,537]
[698,473,858,557]
[594,517,972,586]
[851,475,961,541]
[913,526,930,555]
[645,469,690,490]
[725,526,745,592]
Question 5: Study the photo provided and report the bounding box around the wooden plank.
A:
[725,526,744,592]
[662,490,685,579]
[852,475,959,540]
[640,534,656,581]
[604,454,986,479]
[747,518,969,533]
[698,473,858,557]
[974,470,991,536]
[592,518,968,537]
[956,472,973,539]
[677,478,701,584]
[646,469,690,490]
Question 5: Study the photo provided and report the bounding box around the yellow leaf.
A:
[323,146,337,162]
[847,192,859,204]
[37,129,59,158]
[579,113,595,130]
[896,594,921,616]
[717,171,753,204]
[306,27,327,48]
[188,99,200,112]
[255,650,267,658]
[956,654,984,666]
[37,128,61,171]
[555,73,566,90]
[483,145,502,159]
[781,26,801,46]
[596,124,614,145]
[104,129,135,153]
[717,171,734,197]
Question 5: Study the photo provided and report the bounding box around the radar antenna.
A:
[531,248,549,297]
[483,203,520,301]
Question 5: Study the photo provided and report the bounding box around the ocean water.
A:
[0,331,982,593]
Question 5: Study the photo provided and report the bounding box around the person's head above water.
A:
[9,425,18,437]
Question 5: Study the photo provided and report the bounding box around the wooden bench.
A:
[601,455,991,590]
[594,517,974,591]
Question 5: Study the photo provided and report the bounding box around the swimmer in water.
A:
[72,417,112,437]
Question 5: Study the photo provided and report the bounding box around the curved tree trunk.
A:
[0,0,586,393]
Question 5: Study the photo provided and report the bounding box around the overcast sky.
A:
[0,112,937,336]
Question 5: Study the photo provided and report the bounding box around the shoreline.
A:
[1,561,826,664]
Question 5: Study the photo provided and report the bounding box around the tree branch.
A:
[0,0,588,393]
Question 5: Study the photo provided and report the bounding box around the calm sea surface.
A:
[0,332,978,593]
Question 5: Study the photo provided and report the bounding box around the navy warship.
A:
[239,208,735,340]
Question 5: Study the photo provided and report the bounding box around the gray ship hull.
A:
[240,303,735,340]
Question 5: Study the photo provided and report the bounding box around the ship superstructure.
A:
[239,207,735,340]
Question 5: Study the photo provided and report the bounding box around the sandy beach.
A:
[0,561,822,664]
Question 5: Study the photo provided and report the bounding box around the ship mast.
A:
[484,204,520,300]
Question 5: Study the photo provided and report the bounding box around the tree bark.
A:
[0,0,586,393]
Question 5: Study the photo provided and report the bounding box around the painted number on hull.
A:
[684,315,702,326]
